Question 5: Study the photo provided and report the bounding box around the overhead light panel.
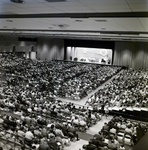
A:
[95,20,107,22]
[7,20,13,22]
[10,0,25,3]
[75,20,83,22]
[45,0,66,2]
[52,24,69,28]
[101,28,106,30]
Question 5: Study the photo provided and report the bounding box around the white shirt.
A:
[25,131,34,140]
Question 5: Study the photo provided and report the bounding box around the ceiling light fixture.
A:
[7,20,13,22]
[101,28,106,30]
[52,24,69,28]
[95,20,107,22]
[75,20,83,22]
[10,0,25,4]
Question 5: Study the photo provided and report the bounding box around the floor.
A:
[64,139,88,150]
[86,116,113,135]
[65,116,112,150]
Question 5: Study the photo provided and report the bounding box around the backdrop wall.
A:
[113,41,148,70]
[37,38,64,61]
[66,46,112,64]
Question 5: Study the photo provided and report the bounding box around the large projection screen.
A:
[66,47,113,65]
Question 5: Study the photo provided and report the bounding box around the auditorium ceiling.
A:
[0,0,148,41]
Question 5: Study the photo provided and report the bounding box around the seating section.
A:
[0,53,121,100]
[0,100,102,150]
[83,116,148,150]
[1,53,148,149]
[85,69,148,121]
[0,53,122,150]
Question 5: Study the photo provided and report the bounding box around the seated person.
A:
[93,131,104,141]
[25,128,34,147]
[61,123,68,137]
[84,141,97,150]
[48,124,56,136]
[109,127,117,135]
[119,144,126,150]
[107,139,117,150]
[34,126,41,138]
[2,115,10,130]
[32,139,40,150]
[101,123,110,137]
[90,137,100,147]
[67,123,79,141]
[17,126,25,142]
[124,124,132,137]
[48,134,60,150]
[102,123,110,132]
[0,115,4,124]
[98,138,108,149]
[38,140,50,150]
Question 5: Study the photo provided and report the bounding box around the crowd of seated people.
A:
[0,71,102,150]
[85,69,148,114]
[0,53,121,149]
[4,53,148,150]
[0,82,101,127]
[0,53,121,100]
[0,113,70,150]
[83,116,148,150]
[0,95,102,150]
[0,97,101,150]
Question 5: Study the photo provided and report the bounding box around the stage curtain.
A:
[114,41,148,70]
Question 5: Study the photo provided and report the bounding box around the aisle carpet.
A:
[78,132,94,141]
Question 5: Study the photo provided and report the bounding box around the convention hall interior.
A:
[0,0,148,150]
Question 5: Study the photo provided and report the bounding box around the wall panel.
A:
[0,37,37,59]
[114,41,148,70]
[37,38,64,61]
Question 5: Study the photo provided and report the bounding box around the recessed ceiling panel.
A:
[45,1,83,7]
[79,0,127,5]
[95,8,132,12]
[55,6,95,13]
[0,0,147,41]
[138,18,148,31]
[109,18,146,32]
[127,0,148,4]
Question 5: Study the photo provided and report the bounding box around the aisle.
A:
[58,70,123,106]
[64,116,112,150]
[64,139,88,150]
[86,115,113,135]
[59,70,123,150]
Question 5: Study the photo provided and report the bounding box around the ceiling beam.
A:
[0,29,148,35]
[0,12,148,18]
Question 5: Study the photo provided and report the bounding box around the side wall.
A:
[37,38,64,61]
[0,37,37,59]
[113,41,148,69]
[0,37,148,70]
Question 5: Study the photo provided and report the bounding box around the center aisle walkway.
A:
[86,116,113,135]
[58,69,123,106]
[65,116,113,150]
[59,70,123,150]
